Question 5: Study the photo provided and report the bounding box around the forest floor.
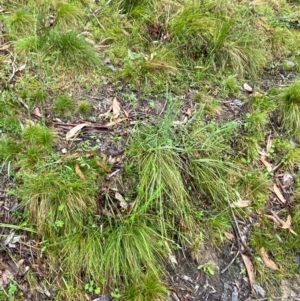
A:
[1,1,300,300]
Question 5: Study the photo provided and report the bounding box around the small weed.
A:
[197,260,217,276]
[8,282,18,296]
[77,100,93,116]
[111,288,121,299]
[53,94,76,117]
[85,280,100,295]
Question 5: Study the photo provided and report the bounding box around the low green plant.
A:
[22,124,56,150]
[53,94,76,116]
[277,81,300,140]
[197,260,217,276]
[100,217,165,287]
[111,288,122,299]
[54,2,84,30]
[18,166,97,237]
[38,30,100,69]
[3,8,35,36]
[124,272,168,301]
[76,100,93,116]
[85,280,100,294]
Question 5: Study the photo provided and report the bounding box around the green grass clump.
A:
[18,166,97,237]
[54,2,84,29]
[277,81,300,140]
[100,217,165,287]
[179,112,240,204]
[76,100,93,116]
[170,1,266,78]
[38,31,100,69]
[22,124,56,150]
[127,112,193,238]
[237,169,271,206]
[124,272,168,301]
[57,226,104,284]
[3,8,35,37]
[53,94,76,116]
[0,137,22,161]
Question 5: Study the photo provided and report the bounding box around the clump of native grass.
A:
[17,163,97,238]
[170,0,267,78]
[127,109,194,240]
[37,30,100,69]
[53,94,76,117]
[128,106,241,239]
[124,271,168,301]
[2,7,36,37]
[277,81,300,140]
[178,109,241,205]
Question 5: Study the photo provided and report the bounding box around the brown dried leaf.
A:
[95,159,110,172]
[115,192,128,209]
[241,254,255,287]
[281,215,298,236]
[273,184,287,204]
[265,214,280,225]
[66,123,87,140]
[260,247,279,271]
[112,97,121,118]
[74,163,85,180]
[270,211,298,236]
[33,107,42,117]
[260,155,272,172]
[224,231,235,240]
[258,150,273,172]
[231,199,251,208]
[106,118,125,127]
[0,269,13,289]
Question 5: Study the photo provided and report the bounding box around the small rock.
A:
[231,99,244,107]
[252,283,266,297]
[283,172,293,186]
[243,83,253,93]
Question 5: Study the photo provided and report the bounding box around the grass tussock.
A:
[38,31,100,69]
[124,272,168,301]
[18,167,97,237]
[277,81,300,140]
[1,0,300,299]
[170,1,267,78]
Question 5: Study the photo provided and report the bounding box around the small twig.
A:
[221,250,240,274]
[230,207,252,254]
[90,8,106,31]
